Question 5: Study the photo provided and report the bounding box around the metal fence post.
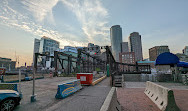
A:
[107,64,110,77]
[67,55,70,75]
[54,51,58,76]
[1,75,4,83]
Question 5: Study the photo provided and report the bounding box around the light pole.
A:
[19,69,22,98]
[31,53,37,102]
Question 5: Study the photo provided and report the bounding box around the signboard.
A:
[80,76,86,81]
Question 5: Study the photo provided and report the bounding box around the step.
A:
[114,84,123,87]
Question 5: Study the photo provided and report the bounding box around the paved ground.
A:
[124,82,188,90]
[15,76,111,111]
[124,82,146,88]
[14,77,76,111]
[117,88,160,111]
[173,90,188,111]
[117,82,188,111]
[46,77,111,111]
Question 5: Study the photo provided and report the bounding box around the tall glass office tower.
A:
[129,32,143,61]
[110,25,122,62]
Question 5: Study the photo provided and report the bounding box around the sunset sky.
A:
[0,0,188,66]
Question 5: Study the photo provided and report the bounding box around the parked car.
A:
[25,73,32,81]
[0,90,21,111]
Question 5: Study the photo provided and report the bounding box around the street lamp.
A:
[31,53,38,102]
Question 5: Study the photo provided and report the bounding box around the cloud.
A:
[21,0,59,24]
[0,0,110,48]
[0,0,87,48]
[61,0,110,45]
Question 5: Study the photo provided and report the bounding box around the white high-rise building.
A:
[110,25,122,62]
[33,38,40,63]
[39,36,60,55]
[129,32,143,61]
[33,36,60,68]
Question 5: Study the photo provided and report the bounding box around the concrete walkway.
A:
[15,77,111,111]
[46,77,111,111]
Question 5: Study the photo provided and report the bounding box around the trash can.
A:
[77,73,93,85]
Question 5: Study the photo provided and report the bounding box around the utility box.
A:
[77,73,93,85]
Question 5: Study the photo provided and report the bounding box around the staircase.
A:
[114,75,124,87]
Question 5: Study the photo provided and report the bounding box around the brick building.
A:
[119,52,135,64]
[0,57,16,71]
[149,46,170,61]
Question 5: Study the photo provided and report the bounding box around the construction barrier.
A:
[55,79,82,99]
[77,73,93,85]
[144,81,180,111]
[100,87,121,111]
[0,83,18,92]
[1,75,25,83]
[92,75,106,86]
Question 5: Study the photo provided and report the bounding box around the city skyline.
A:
[0,0,188,66]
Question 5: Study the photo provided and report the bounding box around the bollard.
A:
[31,95,37,102]
[1,75,4,83]
[107,64,110,77]
[31,68,36,102]
[50,72,53,78]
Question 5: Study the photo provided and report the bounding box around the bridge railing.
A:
[105,46,151,75]
[33,47,107,76]
[33,46,151,77]
[104,46,151,86]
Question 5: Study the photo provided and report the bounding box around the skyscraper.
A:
[121,42,129,53]
[110,25,122,62]
[129,32,143,61]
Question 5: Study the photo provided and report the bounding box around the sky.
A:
[0,0,188,66]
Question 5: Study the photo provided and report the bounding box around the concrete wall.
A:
[1,74,44,83]
[100,87,121,111]
[178,74,188,85]
[55,79,82,99]
[145,81,180,111]
[123,74,173,82]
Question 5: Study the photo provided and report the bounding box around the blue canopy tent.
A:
[155,52,188,82]
[155,52,180,65]
[155,52,188,68]
[177,62,188,68]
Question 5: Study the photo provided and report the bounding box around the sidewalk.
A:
[173,90,188,111]
[46,77,111,111]
[117,88,160,111]
[15,77,111,111]
[117,82,188,111]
